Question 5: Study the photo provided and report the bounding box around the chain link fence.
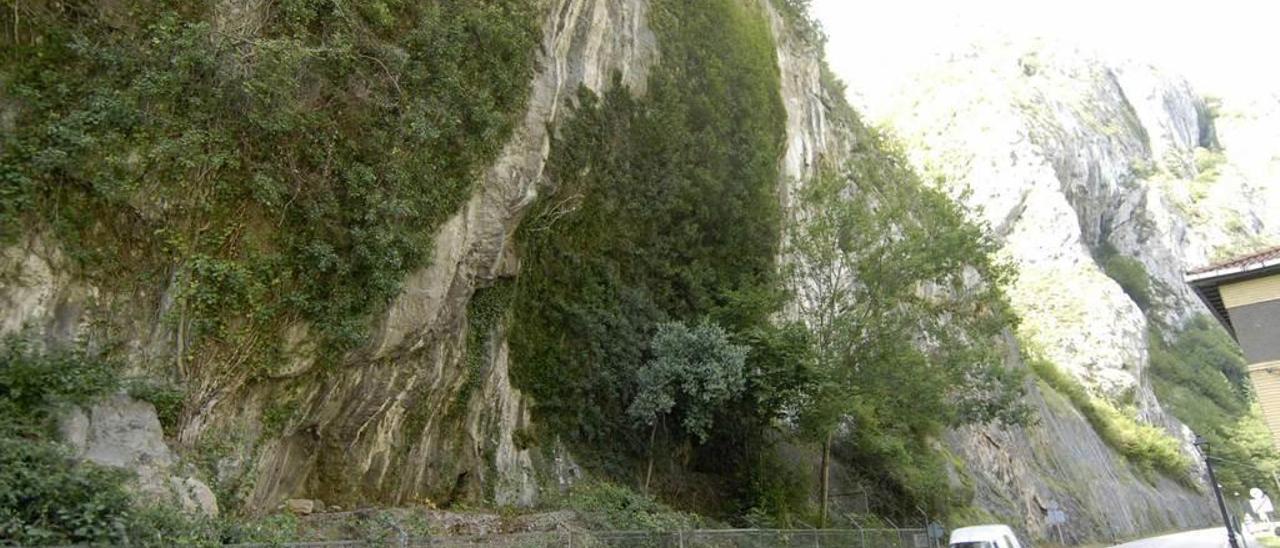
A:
[232,527,936,548]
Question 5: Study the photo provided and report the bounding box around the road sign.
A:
[1047,509,1068,525]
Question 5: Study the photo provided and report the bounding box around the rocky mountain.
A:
[2,1,1275,545]
[877,41,1280,541]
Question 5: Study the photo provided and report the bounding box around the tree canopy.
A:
[786,129,1028,518]
[628,321,749,443]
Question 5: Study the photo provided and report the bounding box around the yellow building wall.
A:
[1223,275,1280,447]
[1249,362,1280,449]
[1222,275,1280,308]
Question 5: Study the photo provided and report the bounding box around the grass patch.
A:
[562,481,705,531]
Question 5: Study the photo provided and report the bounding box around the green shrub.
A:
[1129,158,1158,179]
[1102,255,1153,310]
[125,378,186,434]
[215,512,301,545]
[1194,147,1227,183]
[566,482,704,531]
[123,505,223,547]
[0,438,134,545]
[1027,354,1189,478]
[450,280,515,417]
[0,336,118,422]
[740,453,812,528]
[628,320,748,443]
[0,336,132,545]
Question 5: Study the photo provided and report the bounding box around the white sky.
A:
[813,0,1280,107]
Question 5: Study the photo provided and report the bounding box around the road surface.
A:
[1112,527,1258,548]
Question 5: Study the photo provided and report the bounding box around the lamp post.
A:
[1196,435,1241,548]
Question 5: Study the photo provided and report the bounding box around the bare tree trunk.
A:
[644,421,658,493]
[820,431,832,528]
[176,302,187,379]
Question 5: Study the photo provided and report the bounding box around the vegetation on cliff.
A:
[509,0,797,519]
[509,0,1027,525]
[1,0,540,375]
[1026,350,1190,478]
[1,0,540,531]
[1151,316,1280,493]
[5,0,1263,540]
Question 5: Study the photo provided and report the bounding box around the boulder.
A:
[170,476,219,517]
[59,394,220,517]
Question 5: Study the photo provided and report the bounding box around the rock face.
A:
[1,0,657,515]
[5,2,1274,542]
[240,0,659,511]
[946,350,1211,543]
[877,42,1280,540]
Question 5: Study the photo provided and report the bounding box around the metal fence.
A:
[233,528,935,548]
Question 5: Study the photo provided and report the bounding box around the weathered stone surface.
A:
[58,394,220,517]
[60,394,175,486]
[285,498,315,515]
[0,235,88,340]
[170,476,220,517]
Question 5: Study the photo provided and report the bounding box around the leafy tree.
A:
[786,131,1027,525]
[628,321,748,490]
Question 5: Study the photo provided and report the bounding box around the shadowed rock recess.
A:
[2,1,1278,544]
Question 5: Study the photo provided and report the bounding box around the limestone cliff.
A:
[878,42,1280,541]
[3,1,1274,543]
[1,0,657,513]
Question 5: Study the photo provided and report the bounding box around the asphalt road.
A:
[1111,527,1257,548]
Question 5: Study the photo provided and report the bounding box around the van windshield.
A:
[950,543,998,548]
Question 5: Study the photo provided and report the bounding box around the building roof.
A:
[1187,244,1280,278]
[1186,244,1280,339]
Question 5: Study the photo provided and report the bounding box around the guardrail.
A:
[232,527,936,547]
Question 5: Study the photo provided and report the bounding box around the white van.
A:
[948,524,1024,548]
